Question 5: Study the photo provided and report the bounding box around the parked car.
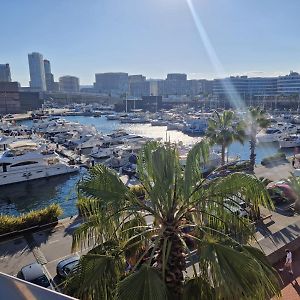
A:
[56,255,80,278]
[19,263,51,288]
[224,199,250,218]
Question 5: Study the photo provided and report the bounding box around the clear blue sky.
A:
[1,0,300,86]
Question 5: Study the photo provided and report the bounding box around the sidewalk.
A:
[273,248,300,299]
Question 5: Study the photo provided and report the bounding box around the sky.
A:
[1,0,300,86]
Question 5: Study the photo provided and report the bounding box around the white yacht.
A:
[106,130,149,145]
[178,145,221,172]
[256,122,299,143]
[90,144,142,160]
[183,119,208,135]
[279,135,300,148]
[256,128,285,143]
[0,141,78,186]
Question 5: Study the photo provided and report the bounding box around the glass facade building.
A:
[0,64,11,82]
[28,52,46,91]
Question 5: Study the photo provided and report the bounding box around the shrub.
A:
[0,204,63,235]
[261,152,286,165]
[129,184,146,199]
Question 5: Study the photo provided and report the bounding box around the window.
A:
[10,161,38,168]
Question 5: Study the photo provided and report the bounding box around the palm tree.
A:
[65,141,280,300]
[206,110,245,165]
[287,175,300,213]
[247,107,270,172]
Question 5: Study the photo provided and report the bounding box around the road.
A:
[0,217,88,292]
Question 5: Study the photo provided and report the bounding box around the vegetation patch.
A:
[0,204,63,235]
[261,152,287,166]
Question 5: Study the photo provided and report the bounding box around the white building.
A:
[28,52,46,91]
[277,71,300,95]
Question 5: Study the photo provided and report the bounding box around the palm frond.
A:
[65,249,124,300]
[183,140,209,199]
[116,265,168,300]
[195,237,281,300]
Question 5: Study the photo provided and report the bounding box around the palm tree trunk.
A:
[249,127,256,172]
[157,225,185,300]
[221,144,226,165]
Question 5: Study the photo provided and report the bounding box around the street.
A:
[0,217,88,291]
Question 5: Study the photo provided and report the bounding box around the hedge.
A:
[0,204,63,235]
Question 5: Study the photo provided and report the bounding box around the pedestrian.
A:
[279,249,293,275]
[292,156,296,168]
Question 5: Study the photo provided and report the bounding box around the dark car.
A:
[19,263,51,288]
[56,255,80,278]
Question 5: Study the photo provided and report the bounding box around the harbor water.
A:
[0,115,290,217]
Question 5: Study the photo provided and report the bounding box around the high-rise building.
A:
[0,64,12,82]
[44,59,55,91]
[28,52,46,91]
[94,72,129,96]
[43,59,51,74]
[59,76,80,92]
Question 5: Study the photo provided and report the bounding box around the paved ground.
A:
[0,237,35,276]
[0,217,86,291]
[254,159,294,182]
[272,248,300,300]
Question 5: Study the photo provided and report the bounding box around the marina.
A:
[0,109,298,217]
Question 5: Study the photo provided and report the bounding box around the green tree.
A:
[66,141,280,300]
[206,110,245,165]
[287,175,300,213]
[247,107,270,172]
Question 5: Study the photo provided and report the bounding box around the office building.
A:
[0,82,21,114]
[0,64,11,82]
[129,81,150,97]
[166,73,187,81]
[19,91,43,112]
[28,52,46,91]
[94,72,129,96]
[59,76,80,92]
[277,71,300,95]
[163,73,188,96]
[187,80,203,96]
[248,77,277,96]
[213,76,249,100]
[44,59,55,91]
[129,75,150,97]
[200,79,213,95]
[0,82,42,114]
[129,75,146,83]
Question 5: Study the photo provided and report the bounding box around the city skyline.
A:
[1,0,300,85]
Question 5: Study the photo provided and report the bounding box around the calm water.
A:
[0,115,290,217]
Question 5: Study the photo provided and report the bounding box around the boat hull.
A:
[0,164,78,186]
[279,140,300,148]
